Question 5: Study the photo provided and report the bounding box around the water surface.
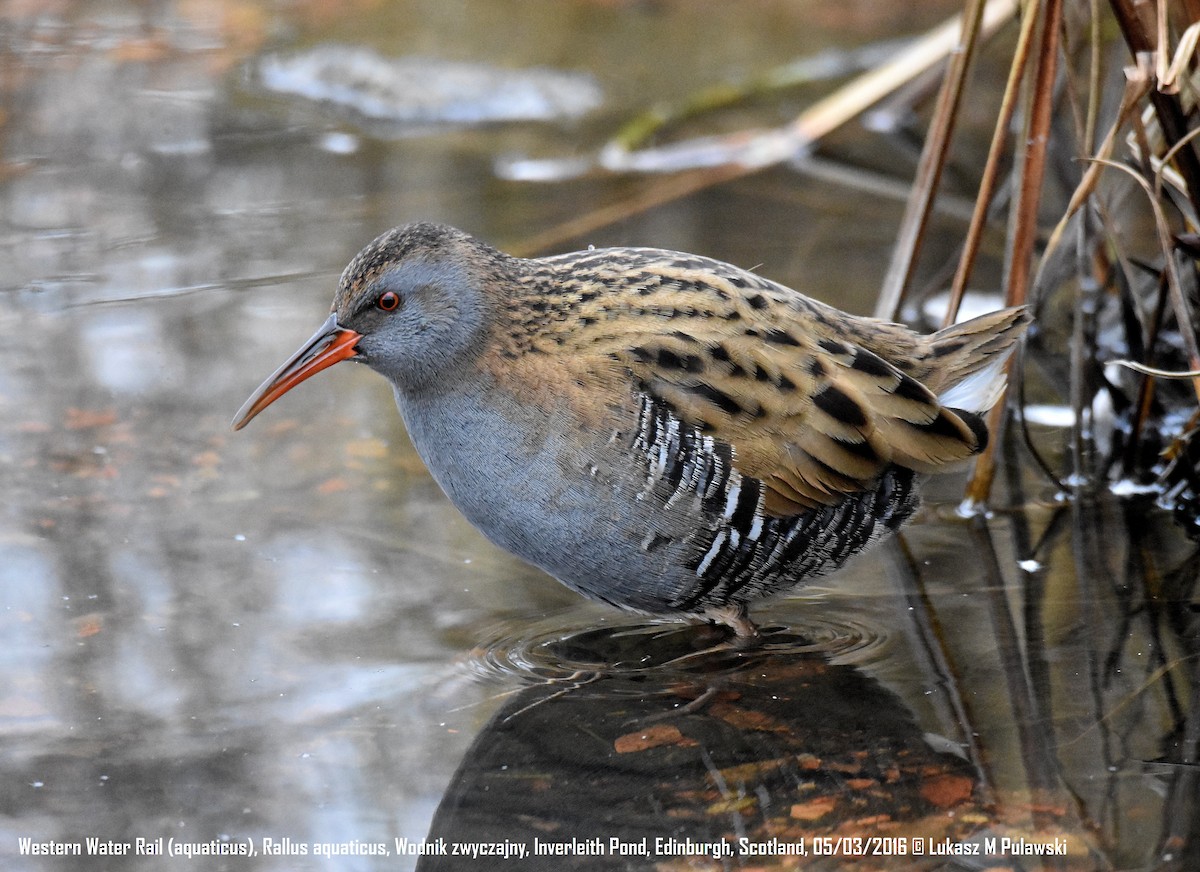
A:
[1,2,1196,870]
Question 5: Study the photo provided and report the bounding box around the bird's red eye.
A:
[377,291,400,311]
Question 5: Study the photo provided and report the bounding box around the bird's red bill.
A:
[232,314,362,430]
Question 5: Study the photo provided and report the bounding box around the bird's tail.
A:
[922,307,1031,413]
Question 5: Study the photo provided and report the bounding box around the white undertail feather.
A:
[936,353,1013,412]
[926,306,1029,413]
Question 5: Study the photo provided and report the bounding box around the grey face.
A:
[340,256,489,392]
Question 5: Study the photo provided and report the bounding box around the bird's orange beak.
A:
[232,314,363,430]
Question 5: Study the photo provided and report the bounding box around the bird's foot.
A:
[700,604,762,649]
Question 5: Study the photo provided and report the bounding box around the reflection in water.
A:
[420,495,1199,871]
[1,2,1198,871]
[425,627,1090,871]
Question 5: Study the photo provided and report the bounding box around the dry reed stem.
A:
[966,0,1065,505]
[942,0,1043,328]
[1039,59,1153,271]
[1122,272,1171,475]
[1109,0,1200,215]
[782,0,1018,147]
[1006,0,1064,311]
[875,0,992,321]
[1092,157,1200,401]
[514,0,1020,255]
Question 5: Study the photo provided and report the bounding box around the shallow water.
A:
[2,1,1197,870]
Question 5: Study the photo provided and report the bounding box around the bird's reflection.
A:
[419,624,985,870]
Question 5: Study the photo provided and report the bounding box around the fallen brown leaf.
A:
[709,703,789,732]
[614,723,698,753]
[790,795,838,821]
[919,773,974,808]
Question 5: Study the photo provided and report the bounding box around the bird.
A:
[233,223,1029,640]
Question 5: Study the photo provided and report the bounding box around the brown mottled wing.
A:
[538,250,987,517]
[615,324,984,516]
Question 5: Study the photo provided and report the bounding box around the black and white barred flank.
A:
[630,394,917,614]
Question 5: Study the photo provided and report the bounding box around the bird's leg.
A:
[701,603,762,646]
[634,683,724,723]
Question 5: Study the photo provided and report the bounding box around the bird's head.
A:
[232,223,501,430]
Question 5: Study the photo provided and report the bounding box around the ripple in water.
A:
[465,611,888,685]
